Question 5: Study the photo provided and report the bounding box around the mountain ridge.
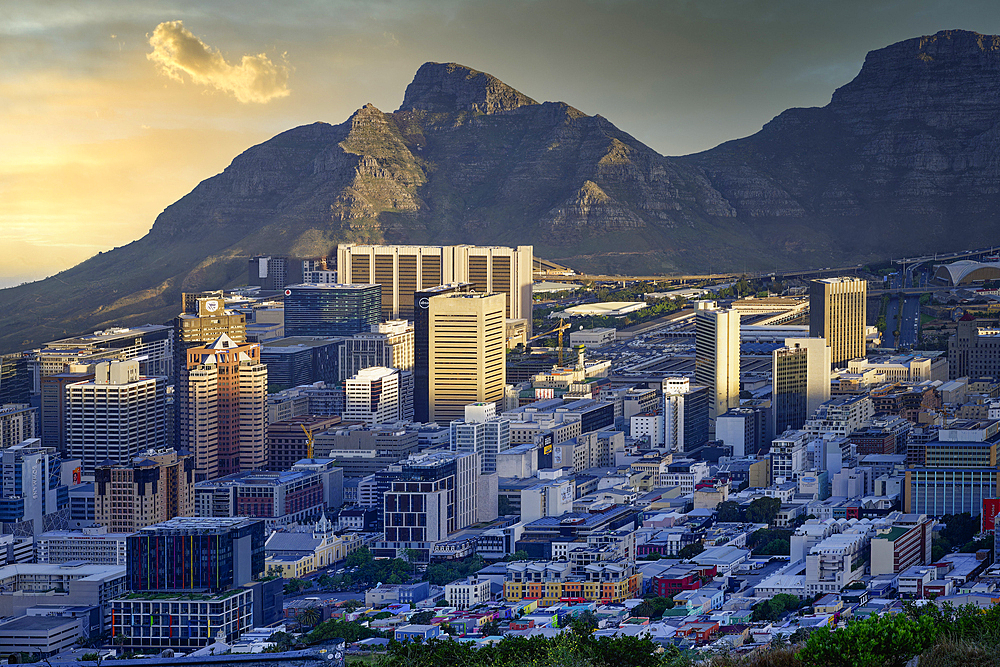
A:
[3,32,1000,352]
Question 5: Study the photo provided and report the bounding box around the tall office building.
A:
[377,451,479,559]
[344,367,404,425]
[0,439,70,536]
[0,404,37,449]
[94,448,195,532]
[772,337,831,434]
[174,294,247,448]
[183,335,268,480]
[34,325,173,385]
[450,402,511,474]
[41,370,92,454]
[428,292,507,423]
[809,277,867,366]
[662,377,710,453]
[694,302,740,424]
[413,282,473,422]
[339,320,414,381]
[248,255,303,291]
[0,353,31,405]
[336,244,533,330]
[283,283,381,337]
[65,360,167,474]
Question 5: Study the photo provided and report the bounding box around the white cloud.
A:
[147,20,291,103]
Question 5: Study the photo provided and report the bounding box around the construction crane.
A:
[301,423,315,460]
[526,318,573,366]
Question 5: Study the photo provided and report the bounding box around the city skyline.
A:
[4,1,1000,286]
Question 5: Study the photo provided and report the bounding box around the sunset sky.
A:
[3,0,1000,287]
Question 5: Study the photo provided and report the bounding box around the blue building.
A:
[284,283,381,337]
[0,439,70,535]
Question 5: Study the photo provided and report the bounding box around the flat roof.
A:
[0,615,77,631]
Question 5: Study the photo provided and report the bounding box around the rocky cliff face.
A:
[4,33,1000,351]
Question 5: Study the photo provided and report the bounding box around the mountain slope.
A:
[4,33,1000,352]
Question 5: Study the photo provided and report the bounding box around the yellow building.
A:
[264,516,364,577]
[503,560,642,607]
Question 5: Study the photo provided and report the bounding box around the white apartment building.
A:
[444,575,492,609]
[770,429,810,481]
[630,413,664,447]
[36,527,132,566]
[804,395,874,438]
[344,367,402,425]
[805,523,875,595]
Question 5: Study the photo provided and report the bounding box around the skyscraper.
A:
[662,377,710,453]
[338,320,414,381]
[183,334,267,480]
[428,292,507,423]
[772,337,832,434]
[94,448,195,532]
[174,294,246,448]
[336,244,533,330]
[283,283,381,337]
[65,360,167,473]
[694,301,740,424]
[809,277,867,366]
[413,282,473,423]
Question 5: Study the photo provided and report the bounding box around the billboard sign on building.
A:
[984,498,1000,532]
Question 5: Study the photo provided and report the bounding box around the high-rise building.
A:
[248,255,303,291]
[0,439,71,536]
[0,404,37,449]
[376,451,479,559]
[183,334,267,480]
[694,301,740,424]
[336,244,533,329]
[413,282,473,423]
[450,402,511,474]
[427,292,507,424]
[64,360,167,473]
[716,406,769,457]
[283,283,381,337]
[809,277,867,366]
[0,353,31,405]
[339,320,414,381]
[174,293,247,448]
[344,367,404,425]
[94,448,195,532]
[773,338,831,434]
[40,370,92,454]
[662,377,710,453]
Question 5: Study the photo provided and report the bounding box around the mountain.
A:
[3,31,1000,352]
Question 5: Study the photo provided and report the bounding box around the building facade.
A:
[94,448,195,533]
[694,302,740,423]
[283,283,381,338]
[809,277,866,366]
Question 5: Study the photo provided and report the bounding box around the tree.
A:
[798,612,939,667]
[480,620,501,637]
[409,610,435,625]
[498,496,516,516]
[317,573,334,589]
[715,500,742,523]
[677,543,704,560]
[342,598,364,612]
[503,550,530,562]
[570,610,600,635]
[747,496,782,525]
[296,606,322,629]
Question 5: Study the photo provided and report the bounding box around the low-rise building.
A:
[445,575,493,609]
[36,527,131,566]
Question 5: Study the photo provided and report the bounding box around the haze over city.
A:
[3,0,1000,287]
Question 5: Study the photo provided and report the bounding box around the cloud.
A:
[147,20,290,103]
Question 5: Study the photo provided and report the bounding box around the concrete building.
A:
[173,293,247,451]
[569,328,617,348]
[413,282,474,423]
[906,420,1000,516]
[0,563,127,630]
[94,448,195,533]
[772,338,831,435]
[41,370,92,454]
[870,514,934,576]
[338,320,414,381]
[428,291,507,423]
[0,439,72,536]
[716,406,768,457]
[283,283,381,337]
[445,575,492,609]
[337,243,533,329]
[344,367,404,425]
[183,334,267,479]
[949,313,1000,379]
[805,524,875,595]
[377,451,479,559]
[36,527,131,566]
[694,302,740,423]
[65,360,166,473]
[521,478,574,523]
[0,403,37,450]
[194,461,342,528]
[266,415,342,471]
[34,324,173,388]
[809,277,867,366]
[450,402,511,474]
[663,377,710,452]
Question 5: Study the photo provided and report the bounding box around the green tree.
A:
[715,500,742,522]
[798,612,940,667]
[409,610,435,625]
[498,496,516,516]
[296,606,322,629]
[747,496,782,525]
[677,543,704,560]
[503,550,530,562]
